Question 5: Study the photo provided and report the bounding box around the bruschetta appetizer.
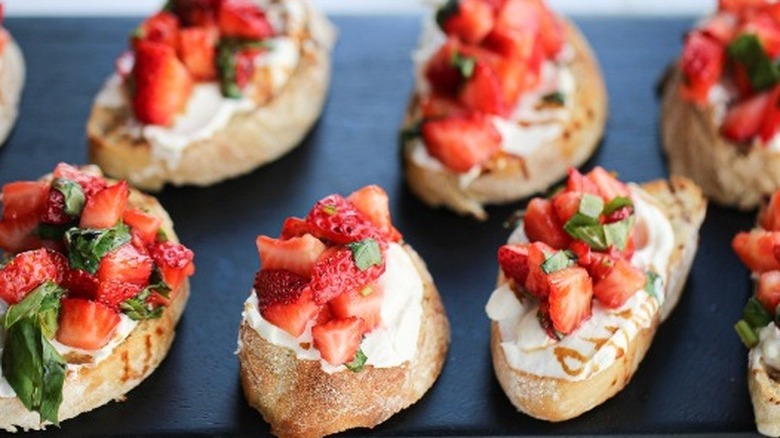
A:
[237,185,450,438]
[733,190,780,436]
[402,0,607,220]
[88,0,336,191]
[485,167,705,421]
[0,2,25,145]
[661,0,780,210]
[0,163,195,431]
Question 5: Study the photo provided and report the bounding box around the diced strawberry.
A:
[40,189,71,225]
[0,249,67,304]
[253,269,309,310]
[483,24,538,63]
[218,0,274,39]
[234,48,263,90]
[592,258,646,308]
[680,30,725,106]
[760,84,780,143]
[0,215,41,254]
[459,61,509,116]
[123,209,163,246]
[547,266,593,335]
[587,252,616,282]
[604,206,632,224]
[741,12,780,58]
[309,247,386,304]
[79,181,129,229]
[425,39,465,95]
[492,57,527,108]
[255,234,326,278]
[586,167,630,202]
[2,181,49,221]
[521,37,545,91]
[566,167,601,196]
[760,191,780,231]
[177,26,218,81]
[719,0,767,12]
[421,114,502,173]
[148,241,195,291]
[170,0,220,26]
[733,230,780,272]
[311,317,365,366]
[498,243,530,285]
[52,163,108,199]
[315,303,332,325]
[721,91,772,143]
[56,298,121,350]
[551,191,582,224]
[700,12,737,44]
[524,241,553,298]
[329,284,383,331]
[132,40,193,126]
[439,0,495,44]
[261,288,321,338]
[569,240,592,266]
[132,12,180,49]
[758,270,780,313]
[62,269,99,299]
[305,194,385,245]
[347,185,402,243]
[420,94,469,118]
[279,217,312,240]
[96,280,144,310]
[523,198,571,250]
[97,243,153,285]
[525,0,564,57]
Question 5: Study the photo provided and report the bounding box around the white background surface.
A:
[3,0,714,16]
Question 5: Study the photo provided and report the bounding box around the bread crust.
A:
[661,66,780,210]
[491,176,706,421]
[0,184,190,432]
[87,4,336,191]
[0,38,25,145]
[402,18,607,220]
[238,244,450,438]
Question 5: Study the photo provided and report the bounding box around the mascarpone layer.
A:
[240,243,425,374]
[486,185,675,381]
[755,324,780,372]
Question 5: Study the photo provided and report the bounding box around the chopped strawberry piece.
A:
[604,206,632,224]
[315,304,332,325]
[586,252,616,282]
[329,284,384,331]
[592,258,646,308]
[525,0,564,57]
[459,62,508,116]
[40,189,71,225]
[234,48,263,90]
[79,181,129,229]
[547,266,593,335]
[56,298,121,350]
[700,12,737,44]
[733,230,780,272]
[148,241,195,291]
[52,163,108,200]
[123,209,163,246]
[492,57,527,108]
[279,217,312,240]
[719,0,767,12]
[680,31,725,106]
[253,269,309,310]
[218,0,274,39]
[421,113,502,173]
[524,242,553,298]
[255,234,326,278]
[498,243,530,285]
[523,198,571,250]
[309,247,386,304]
[760,191,780,231]
[0,249,66,304]
[0,215,41,254]
[420,93,469,119]
[97,243,153,285]
[132,12,180,49]
[62,269,99,299]
[569,240,592,266]
[2,181,49,221]
[170,0,220,26]
[261,288,321,337]
[566,167,601,196]
[760,84,780,143]
[489,0,540,58]
[177,26,218,81]
[305,194,385,245]
[439,0,495,44]
[132,40,193,126]
[758,270,780,313]
[346,185,402,242]
[551,191,582,224]
[741,12,780,58]
[721,89,772,143]
[311,317,365,366]
[587,167,630,202]
[96,280,144,310]
[425,39,466,95]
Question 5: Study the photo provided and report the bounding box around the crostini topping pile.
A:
[252,185,402,369]
[118,0,278,126]
[410,0,566,173]
[0,163,194,424]
[733,190,780,348]
[681,0,780,144]
[498,167,660,338]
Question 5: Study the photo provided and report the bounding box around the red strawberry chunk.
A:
[149,241,196,291]
[261,287,321,338]
[253,269,309,310]
[489,0,540,59]
[459,62,508,116]
[524,241,553,298]
[347,185,402,243]
[760,84,780,143]
[526,0,564,57]
[329,284,383,331]
[566,167,600,196]
[218,0,274,39]
[0,215,41,254]
[96,280,144,310]
[421,114,502,173]
[586,252,616,283]
[123,209,163,246]
[62,269,99,299]
[40,189,71,225]
[170,0,220,26]
[56,298,121,350]
[305,194,386,245]
[425,39,465,95]
[586,167,630,203]
[52,163,108,199]
[235,48,263,90]
[498,243,530,285]
[547,266,593,335]
[420,94,468,119]
[97,243,153,285]
[79,181,129,229]
[700,12,736,44]
[593,258,646,308]
[0,249,66,304]
[758,270,780,314]
[721,90,771,143]
[177,26,218,81]
[280,217,312,240]
[523,198,571,250]
[2,181,49,221]
[440,0,495,44]
[551,191,582,224]
[741,12,780,58]
[133,12,180,49]
[569,240,592,266]
[760,191,780,231]
[733,230,780,272]
[680,31,725,106]
[309,247,386,304]
[256,234,326,278]
[132,40,193,126]
[311,317,365,366]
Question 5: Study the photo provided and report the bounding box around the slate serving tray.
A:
[0,15,763,436]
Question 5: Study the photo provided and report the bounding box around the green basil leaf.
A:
[120,271,169,321]
[52,178,85,217]
[603,196,634,216]
[39,339,65,426]
[156,228,169,243]
[735,319,760,349]
[3,282,63,331]
[643,271,662,300]
[579,193,604,219]
[348,239,383,271]
[35,223,70,242]
[435,0,459,29]
[541,250,576,274]
[727,33,780,91]
[541,91,565,106]
[564,222,608,250]
[604,216,634,251]
[65,223,131,274]
[744,297,773,329]
[345,348,367,372]
[450,51,475,79]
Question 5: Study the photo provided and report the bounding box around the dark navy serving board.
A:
[0,15,762,436]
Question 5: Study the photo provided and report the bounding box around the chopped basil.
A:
[541,250,576,274]
[564,222,608,251]
[52,178,85,217]
[450,51,476,79]
[216,39,270,98]
[65,223,131,274]
[603,196,634,216]
[743,297,773,329]
[604,216,633,251]
[3,282,63,336]
[35,223,70,242]
[435,0,459,29]
[322,204,338,216]
[727,33,780,92]
[541,91,565,106]
[735,319,760,349]
[349,239,383,271]
[345,348,367,372]
[643,271,662,300]
[578,193,604,220]
[360,286,373,297]
[156,228,169,243]
[120,269,170,321]
[400,120,422,142]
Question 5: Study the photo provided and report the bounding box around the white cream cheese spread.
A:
[755,324,780,372]
[240,243,425,374]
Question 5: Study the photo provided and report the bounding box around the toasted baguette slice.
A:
[402,18,607,220]
[87,4,336,191]
[749,348,780,437]
[0,38,25,145]
[238,244,450,438]
[0,177,189,432]
[491,176,706,421]
[661,67,780,210]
